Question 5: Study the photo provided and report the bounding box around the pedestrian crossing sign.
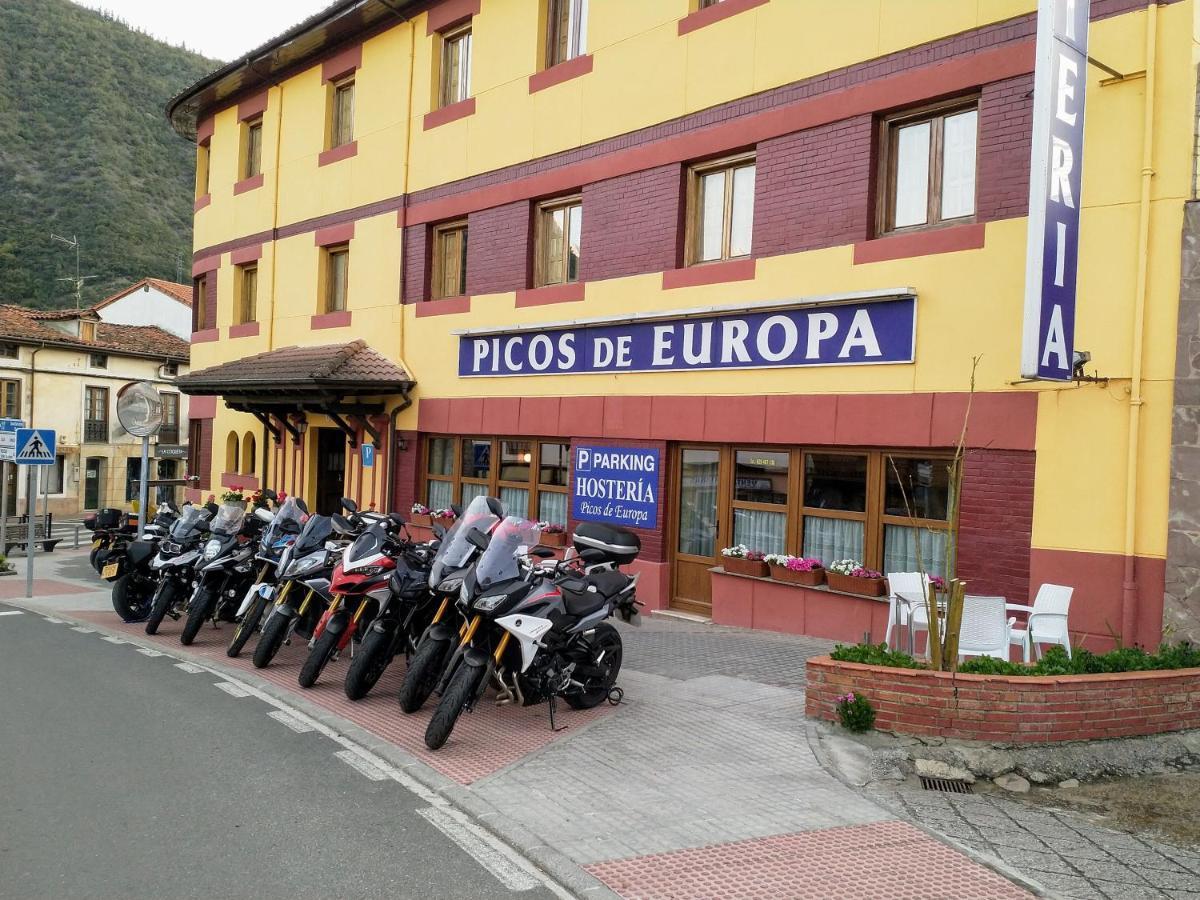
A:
[15,429,55,465]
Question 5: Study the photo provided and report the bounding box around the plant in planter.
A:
[835,691,876,733]
[721,544,768,577]
[410,503,432,526]
[764,554,825,586]
[538,522,567,546]
[433,507,457,528]
[825,560,886,596]
[220,488,247,507]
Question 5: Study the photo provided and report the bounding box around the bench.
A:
[4,517,62,555]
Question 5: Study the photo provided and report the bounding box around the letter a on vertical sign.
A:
[1021,0,1089,380]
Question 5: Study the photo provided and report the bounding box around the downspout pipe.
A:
[1121,0,1159,645]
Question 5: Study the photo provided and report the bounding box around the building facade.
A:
[171,0,1199,648]
[0,306,190,516]
[93,277,194,340]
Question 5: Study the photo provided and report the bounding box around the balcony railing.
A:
[84,420,107,443]
[159,425,179,445]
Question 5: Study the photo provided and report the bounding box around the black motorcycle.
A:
[227,494,307,658]
[144,504,215,636]
[104,503,178,622]
[86,507,135,573]
[180,499,267,646]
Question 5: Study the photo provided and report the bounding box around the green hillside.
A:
[0,0,216,308]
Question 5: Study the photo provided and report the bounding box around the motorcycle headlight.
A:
[203,539,221,561]
[355,565,385,577]
[292,555,321,576]
[459,581,470,604]
[438,577,463,594]
[474,593,506,612]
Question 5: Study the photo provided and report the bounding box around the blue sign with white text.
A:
[360,443,375,468]
[571,446,659,530]
[459,297,916,377]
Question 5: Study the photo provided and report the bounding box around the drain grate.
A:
[919,776,973,794]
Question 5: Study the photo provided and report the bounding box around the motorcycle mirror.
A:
[261,488,278,501]
[387,511,406,527]
[331,514,352,533]
[296,499,309,515]
[341,497,358,514]
[530,546,555,558]
[431,522,446,539]
[451,503,463,518]
[204,503,219,516]
[466,528,490,550]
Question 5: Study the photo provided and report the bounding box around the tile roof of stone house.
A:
[0,305,189,361]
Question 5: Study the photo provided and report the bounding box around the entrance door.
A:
[671,447,723,614]
[3,464,14,515]
[316,428,346,515]
[84,458,103,510]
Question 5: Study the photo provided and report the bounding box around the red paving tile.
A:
[68,609,615,784]
[0,579,93,598]
[584,821,1032,900]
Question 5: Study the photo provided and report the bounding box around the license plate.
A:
[102,562,120,579]
[92,539,101,550]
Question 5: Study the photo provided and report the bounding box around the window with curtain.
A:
[880,99,978,233]
[422,437,569,522]
[426,434,455,510]
[690,154,755,264]
[731,449,787,554]
[432,221,468,299]
[537,442,569,525]
[882,455,953,577]
[1,379,20,418]
[499,440,533,519]
[547,0,588,67]
[678,448,719,557]
[802,453,867,563]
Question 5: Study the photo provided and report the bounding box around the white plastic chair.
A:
[957,595,1014,661]
[885,572,931,653]
[1008,584,1074,663]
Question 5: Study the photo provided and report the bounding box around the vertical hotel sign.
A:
[1021,0,1090,380]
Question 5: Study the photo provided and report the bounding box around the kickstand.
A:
[547,694,568,733]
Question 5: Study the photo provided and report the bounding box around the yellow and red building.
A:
[170,0,1200,648]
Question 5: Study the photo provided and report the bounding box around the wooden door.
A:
[670,446,725,614]
[316,428,346,515]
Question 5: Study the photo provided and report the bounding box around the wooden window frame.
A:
[696,0,723,8]
[431,220,468,300]
[0,343,18,359]
[84,385,109,443]
[88,352,108,369]
[730,446,792,552]
[685,151,756,266]
[80,321,96,341]
[422,437,571,525]
[160,392,180,445]
[329,76,355,149]
[534,195,582,288]
[323,243,350,313]
[546,0,588,68]
[197,143,211,198]
[242,116,264,180]
[0,379,20,419]
[438,22,473,109]
[193,275,209,332]
[875,95,980,237]
[236,262,258,324]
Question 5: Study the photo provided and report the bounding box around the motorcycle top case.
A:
[95,507,124,529]
[571,522,640,566]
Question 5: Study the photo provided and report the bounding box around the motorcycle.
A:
[227,494,307,658]
[423,517,640,750]
[397,495,505,714]
[179,499,266,646]
[104,502,179,622]
[144,503,215,635]
[86,507,136,573]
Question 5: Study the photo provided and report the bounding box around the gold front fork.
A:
[351,599,368,624]
[431,597,449,624]
[459,614,482,648]
[274,580,294,606]
[297,587,315,616]
[493,631,512,665]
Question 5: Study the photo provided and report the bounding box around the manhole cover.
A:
[920,776,973,794]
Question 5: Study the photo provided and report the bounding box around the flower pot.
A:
[723,557,768,577]
[410,513,431,527]
[826,572,887,597]
[434,516,456,531]
[540,531,566,547]
[770,564,825,587]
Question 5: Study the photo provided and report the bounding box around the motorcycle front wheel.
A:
[564,623,623,710]
[253,611,289,669]
[112,575,153,622]
[227,593,269,658]
[398,635,452,714]
[144,579,178,635]
[424,662,484,750]
[180,587,216,646]
[298,626,339,688]
[344,626,393,700]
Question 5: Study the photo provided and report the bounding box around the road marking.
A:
[43,616,64,623]
[334,749,388,781]
[267,709,314,733]
[174,662,204,674]
[215,681,250,698]
[418,806,540,893]
[71,626,95,633]
[102,635,127,644]
[137,648,164,657]
[0,610,23,617]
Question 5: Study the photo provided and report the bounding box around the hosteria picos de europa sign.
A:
[457,293,916,377]
[572,446,660,529]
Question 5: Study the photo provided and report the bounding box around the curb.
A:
[14,598,620,900]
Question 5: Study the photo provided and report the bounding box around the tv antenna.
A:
[50,233,98,310]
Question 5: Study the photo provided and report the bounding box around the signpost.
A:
[1021,0,1090,380]
[0,417,24,554]
[15,428,56,599]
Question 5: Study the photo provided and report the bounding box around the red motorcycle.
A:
[298,514,406,688]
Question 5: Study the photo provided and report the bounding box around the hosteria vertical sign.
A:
[572,446,660,529]
[1021,0,1090,380]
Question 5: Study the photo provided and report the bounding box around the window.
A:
[89,353,108,369]
[423,437,571,525]
[882,455,953,576]
[432,221,468,299]
[164,362,179,377]
[225,431,240,473]
[84,386,108,442]
[879,99,978,233]
[197,143,210,197]
[733,449,789,555]
[81,321,96,341]
[802,452,869,565]
[237,263,258,324]
[243,116,263,180]
[46,456,65,494]
[160,392,179,444]
[688,154,756,264]
[0,343,19,359]
[439,23,472,108]
[536,198,582,287]
[324,244,350,312]
[0,379,20,418]
[546,0,588,67]
[330,77,355,148]
[697,0,723,7]
[193,274,211,332]
[188,419,205,488]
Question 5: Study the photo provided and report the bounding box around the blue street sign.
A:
[361,443,375,468]
[572,445,660,530]
[0,418,23,433]
[15,428,56,465]
[0,418,24,462]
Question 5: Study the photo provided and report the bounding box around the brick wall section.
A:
[390,430,420,515]
[187,418,213,491]
[402,224,429,302]
[956,449,1035,604]
[466,201,532,296]
[976,74,1034,224]
[754,115,874,257]
[806,656,1200,743]
[567,438,667,563]
[580,165,684,282]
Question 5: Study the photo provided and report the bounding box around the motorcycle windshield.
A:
[474,517,541,590]
[211,502,247,536]
[428,495,502,587]
[345,524,385,567]
[293,515,333,555]
[169,506,208,540]
[263,497,305,545]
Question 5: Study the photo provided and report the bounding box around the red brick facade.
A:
[976,74,1034,224]
[806,656,1200,743]
[580,164,684,283]
[956,449,1036,604]
[466,201,531,297]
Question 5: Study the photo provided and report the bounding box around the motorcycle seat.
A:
[560,586,607,619]
[590,569,633,600]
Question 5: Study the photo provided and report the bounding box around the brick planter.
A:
[806,655,1200,743]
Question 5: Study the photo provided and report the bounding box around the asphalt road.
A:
[0,603,561,900]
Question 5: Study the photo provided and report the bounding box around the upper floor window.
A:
[432,221,468,299]
[536,197,582,287]
[547,0,588,67]
[242,116,263,180]
[324,244,350,313]
[193,274,211,332]
[439,23,472,108]
[0,379,20,418]
[0,343,18,359]
[163,362,179,377]
[330,77,355,148]
[89,353,108,369]
[688,153,756,265]
[197,143,211,197]
[160,392,180,444]
[237,263,258,324]
[697,0,723,6]
[84,386,108,442]
[80,321,96,341]
[879,99,978,234]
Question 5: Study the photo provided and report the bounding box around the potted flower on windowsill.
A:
[721,544,769,577]
[538,522,567,547]
[410,503,432,527]
[220,488,247,509]
[826,560,887,597]
[765,554,825,586]
[433,507,457,530]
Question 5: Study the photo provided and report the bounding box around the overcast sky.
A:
[72,1,334,62]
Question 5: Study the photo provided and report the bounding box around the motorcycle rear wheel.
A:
[144,580,178,636]
[112,575,153,622]
[298,627,339,688]
[564,623,623,710]
[180,587,215,646]
[253,611,289,669]
[227,593,269,658]
[424,662,483,750]
[344,626,393,701]
[398,635,451,714]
